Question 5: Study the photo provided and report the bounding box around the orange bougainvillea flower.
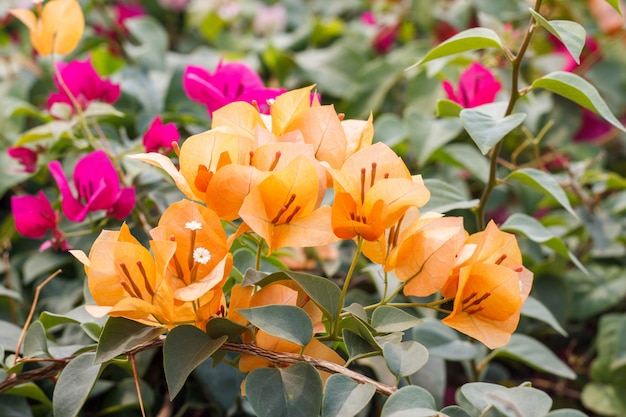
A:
[387,214,467,297]
[441,220,529,298]
[10,0,84,56]
[442,263,533,349]
[239,155,337,253]
[70,200,231,330]
[329,142,430,242]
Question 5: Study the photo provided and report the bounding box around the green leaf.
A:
[436,99,463,118]
[440,406,473,417]
[410,320,478,361]
[383,341,429,378]
[371,306,423,333]
[581,382,626,416]
[412,28,503,67]
[0,321,24,351]
[492,334,576,379]
[459,109,526,155]
[381,385,438,417]
[506,168,577,218]
[15,120,75,145]
[284,271,341,322]
[246,362,322,417]
[407,113,463,165]
[421,178,479,213]
[123,16,168,70]
[322,374,376,417]
[238,305,312,346]
[95,317,165,364]
[500,212,587,274]
[82,102,124,119]
[459,382,553,417]
[163,326,227,399]
[529,9,586,64]
[6,382,52,407]
[53,352,103,417]
[0,285,21,301]
[433,143,490,183]
[545,409,589,417]
[531,71,626,132]
[23,321,49,358]
[343,329,380,364]
[205,317,248,342]
[374,113,409,147]
[521,296,568,337]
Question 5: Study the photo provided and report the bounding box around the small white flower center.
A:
[266,98,276,106]
[185,221,202,231]
[193,247,211,264]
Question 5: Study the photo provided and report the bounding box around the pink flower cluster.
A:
[183,61,285,116]
[442,62,502,108]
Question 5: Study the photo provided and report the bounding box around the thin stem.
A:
[14,270,61,364]
[255,239,264,271]
[129,354,147,417]
[332,238,364,336]
[474,0,543,230]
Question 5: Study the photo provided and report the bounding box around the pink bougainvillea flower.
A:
[48,150,135,222]
[11,191,57,239]
[573,108,613,142]
[143,116,180,153]
[442,62,502,108]
[113,2,146,29]
[47,59,121,112]
[7,146,38,173]
[11,191,70,251]
[183,61,285,116]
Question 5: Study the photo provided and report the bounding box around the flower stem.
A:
[473,0,542,230]
[332,238,364,336]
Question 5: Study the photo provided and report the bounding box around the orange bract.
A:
[10,0,84,56]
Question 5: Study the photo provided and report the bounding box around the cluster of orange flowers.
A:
[71,86,533,355]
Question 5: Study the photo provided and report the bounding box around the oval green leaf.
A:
[531,71,626,132]
[53,352,103,417]
[506,168,577,218]
[164,326,227,399]
[412,27,503,67]
[238,305,312,346]
[371,306,422,333]
[501,212,587,274]
[381,385,438,417]
[521,296,568,337]
[460,109,526,155]
[529,9,586,64]
[322,374,376,417]
[460,382,553,417]
[284,271,341,321]
[493,334,576,379]
[246,362,322,417]
[95,317,166,364]
[383,341,429,378]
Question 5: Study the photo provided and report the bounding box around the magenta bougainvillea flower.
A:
[48,150,135,222]
[11,191,57,239]
[7,146,38,173]
[11,191,70,251]
[143,116,180,153]
[182,61,285,116]
[47,59,121,112]
[442,62,502,108]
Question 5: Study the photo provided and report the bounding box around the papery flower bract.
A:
[183,61,285,116]
[573,108,613,142]
[48,150,135,222]
[149,199,231,307]
[442,263,532,349]
[143,116,180,153]
[47,59,121,112]
[442,62,501,108]
[7,146,38,173]
[387,214,467,297]
[329,142,430,241]
[441,220,530,298]
[71,223,191,328]
[253,4,287,36]
[11,191,57,239]
[239,155,337,253]
[9,0,84,56]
